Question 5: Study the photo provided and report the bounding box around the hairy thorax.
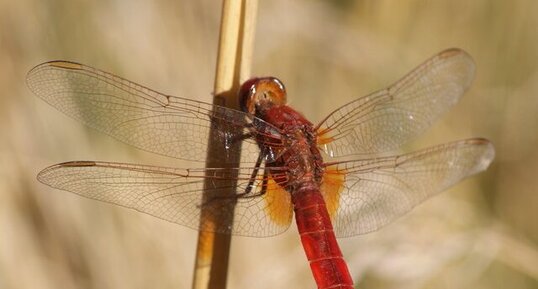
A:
[263,105,324,192]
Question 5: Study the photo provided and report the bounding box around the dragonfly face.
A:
[239,77,287,117]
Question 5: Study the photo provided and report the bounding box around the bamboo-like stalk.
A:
[192,1,258,289]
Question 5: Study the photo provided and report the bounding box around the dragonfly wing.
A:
[37,161,292,237]
[316,48,475,158]
[27,61,282,164]
[320,139,494,237]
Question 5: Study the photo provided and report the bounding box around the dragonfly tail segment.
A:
[292,183,354,289]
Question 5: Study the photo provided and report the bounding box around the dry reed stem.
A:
[192,1,258,289]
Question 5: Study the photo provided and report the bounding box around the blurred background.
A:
[1,0,537,288]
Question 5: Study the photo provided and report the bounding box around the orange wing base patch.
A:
[321,166,346,220]
[263,175,293,227]
[316,128,335,146]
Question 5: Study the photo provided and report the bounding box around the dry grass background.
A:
[1,0,537,288]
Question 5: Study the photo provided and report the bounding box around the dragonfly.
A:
[28,48,494,289]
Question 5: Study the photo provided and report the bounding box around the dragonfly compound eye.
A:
[239,77,260,114]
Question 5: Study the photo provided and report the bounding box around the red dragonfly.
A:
[28,48,494,289]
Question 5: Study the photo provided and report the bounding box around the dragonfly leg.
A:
[235,168,269,199]
[200,150,266,208]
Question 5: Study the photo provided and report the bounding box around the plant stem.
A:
[192,1,258,289]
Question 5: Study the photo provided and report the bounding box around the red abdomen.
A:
[292,184,354,289]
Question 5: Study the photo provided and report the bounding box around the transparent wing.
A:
[320,139,494,237]
[316,48,476,158]
[37,161,293,237]
[27,61,283,164]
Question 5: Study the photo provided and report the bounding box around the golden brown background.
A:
[1,1,537,288]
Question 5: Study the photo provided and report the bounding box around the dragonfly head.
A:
[239,77,287,116]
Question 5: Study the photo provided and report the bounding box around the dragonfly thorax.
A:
[273,122,324,193]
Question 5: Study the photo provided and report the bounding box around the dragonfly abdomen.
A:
[292,183,354,289]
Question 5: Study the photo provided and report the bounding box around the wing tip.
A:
[476,139,495,172]
[439,48,474,64]
[28,60,83,76]
[58,160,98,167]
[27,60,84,95]
[40,60,84,70]
[462,138,495,174]
[37,161,97,183]
[439,47,467,58]
[439,47,476,90]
